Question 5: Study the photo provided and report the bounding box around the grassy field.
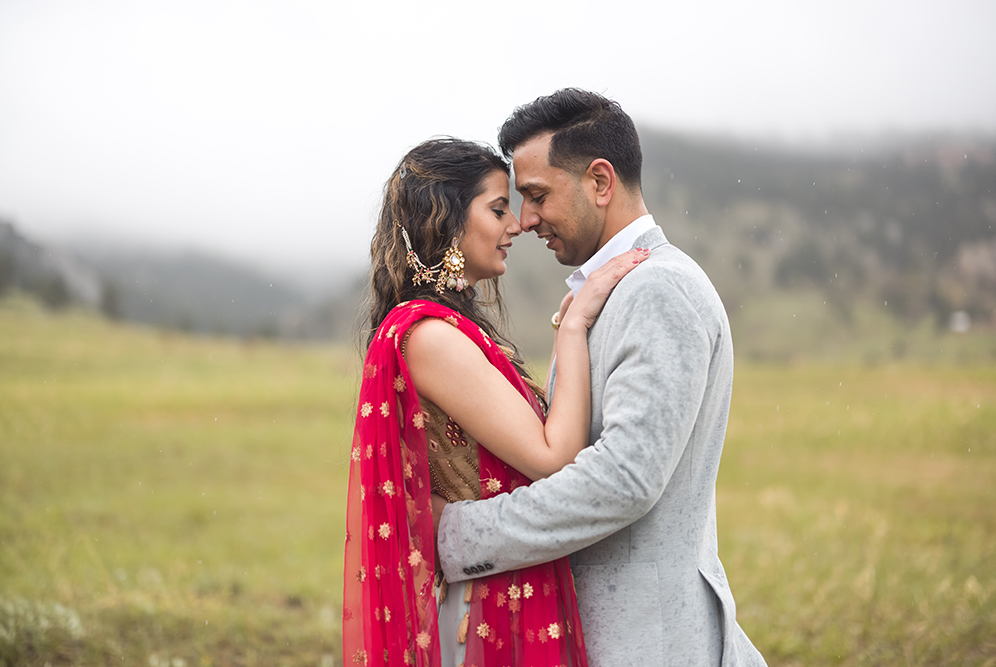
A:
[1,295,994,666]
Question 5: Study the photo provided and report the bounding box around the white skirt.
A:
[436,581,469,667]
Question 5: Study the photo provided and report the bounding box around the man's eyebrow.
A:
[515,180,542,193]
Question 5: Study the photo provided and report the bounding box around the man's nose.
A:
[519,201,540,232]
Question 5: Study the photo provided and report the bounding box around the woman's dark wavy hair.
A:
[498,88,643,191]
[365,137,532,378]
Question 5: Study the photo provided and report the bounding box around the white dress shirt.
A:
[566,214,658,297]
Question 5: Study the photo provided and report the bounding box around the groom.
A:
[434,89,766,665]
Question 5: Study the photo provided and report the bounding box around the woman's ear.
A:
[586,158,616,208]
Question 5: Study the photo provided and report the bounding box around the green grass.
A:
[730,288,996,364]
[1,297,356,666]
[2,295,995,665]
[721,363,996,665]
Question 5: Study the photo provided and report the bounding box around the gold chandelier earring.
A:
[397,222,466,294]
[437,238,466,293]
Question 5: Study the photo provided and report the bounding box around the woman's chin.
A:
[468,265,505,284]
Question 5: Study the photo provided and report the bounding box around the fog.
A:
[1,0,994,280]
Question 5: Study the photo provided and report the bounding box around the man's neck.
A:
[567,213,657,296]
[598,195,650,251]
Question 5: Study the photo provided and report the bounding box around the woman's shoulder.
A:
[405,311,493,373]
[405,316,473,354]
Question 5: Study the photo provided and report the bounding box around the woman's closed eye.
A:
[493,208,507,218]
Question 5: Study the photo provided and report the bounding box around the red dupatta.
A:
[342,300,587,667]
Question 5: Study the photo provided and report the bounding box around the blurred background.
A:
[2,0,994,357]
[1,1,994,665]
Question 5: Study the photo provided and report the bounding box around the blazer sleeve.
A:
[437,266,715,582]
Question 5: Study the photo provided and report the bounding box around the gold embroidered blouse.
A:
[420,398,481,502]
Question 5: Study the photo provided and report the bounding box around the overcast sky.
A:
[1,0,994,277]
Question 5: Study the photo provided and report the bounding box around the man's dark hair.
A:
[497,88,643,190]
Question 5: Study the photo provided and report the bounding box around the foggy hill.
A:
[1,223,332,338]
[0,220,103,309]
[70,243,313,337]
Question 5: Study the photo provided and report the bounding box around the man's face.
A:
[513,133,602,266]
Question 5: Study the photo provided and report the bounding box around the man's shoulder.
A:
[615,242,716,299]
[599,241,729,341]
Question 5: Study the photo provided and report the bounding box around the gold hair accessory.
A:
[396,222,467,294]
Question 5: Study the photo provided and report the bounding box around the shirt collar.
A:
[565,214,657,296]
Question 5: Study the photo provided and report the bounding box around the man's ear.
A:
[586,158,616,208]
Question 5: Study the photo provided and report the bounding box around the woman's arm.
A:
[407,247,649,481]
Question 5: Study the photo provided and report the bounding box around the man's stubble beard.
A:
[555,189,602,267]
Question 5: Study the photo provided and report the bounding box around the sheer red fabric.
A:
[342,300,588,667]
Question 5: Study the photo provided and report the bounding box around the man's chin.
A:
[542,237,579,266]
[553,249,580,266]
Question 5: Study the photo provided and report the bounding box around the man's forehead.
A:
[513,172,548,192]
[512,133,556,190]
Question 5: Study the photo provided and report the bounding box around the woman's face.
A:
[459,171,521,286]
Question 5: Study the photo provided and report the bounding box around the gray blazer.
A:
[437,227,765,666]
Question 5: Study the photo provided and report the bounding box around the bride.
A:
[342,137,647,666]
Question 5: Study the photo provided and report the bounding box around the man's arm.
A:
[437,270,715,582]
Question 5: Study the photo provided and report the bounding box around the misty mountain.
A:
[1,223,343,338]
[0,220,103,309]
[68,243,318,337]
